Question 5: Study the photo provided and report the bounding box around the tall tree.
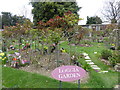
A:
[1,12,30,28]
[31,2,81,25]
[102,0,120,23]
[2,12,13,28]
[86,16,102,24]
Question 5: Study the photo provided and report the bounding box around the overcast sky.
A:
[0,0,112,25]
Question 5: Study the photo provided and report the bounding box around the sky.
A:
[0,0,111,25]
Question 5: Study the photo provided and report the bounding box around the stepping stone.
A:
[92,67,101,70]
[98,71,108,73]
[82,53,88,56]
[90,65,101,69]
[90,65,99,68]
[85,56,91,59]
[85,60,92,62]
[87,62,94,65]
[90,65,97,67]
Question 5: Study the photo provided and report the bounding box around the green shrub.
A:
[82,63,92,71]
[101,49,112,60]
[109,51,120,67]
[117,46,120,50]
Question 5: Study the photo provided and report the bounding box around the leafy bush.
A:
[101,49,112,60]
[82,63,92,71]
[117,46,120,50]
[109,51,120,67]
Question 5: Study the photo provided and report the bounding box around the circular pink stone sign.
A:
[51,65,86,82]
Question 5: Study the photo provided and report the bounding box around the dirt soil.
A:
[19,51,89,83]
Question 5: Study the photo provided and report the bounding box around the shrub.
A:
[109,51,120,67]
[101,49,112,60]
[82,63,92,71]
[117,46,120,50]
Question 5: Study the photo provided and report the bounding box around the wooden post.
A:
[78,79,80,90]
[56,43,59,67]
[59,81,62,90]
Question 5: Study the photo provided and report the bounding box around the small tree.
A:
[86,16,102,24]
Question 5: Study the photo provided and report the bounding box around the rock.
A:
[114,85,120,88]
[114,64,120,72]
[110,46,115,50]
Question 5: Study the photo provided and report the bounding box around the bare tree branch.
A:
[102,0,120,23]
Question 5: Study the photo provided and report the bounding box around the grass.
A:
[60,41,119,88]
[2,67,79,88]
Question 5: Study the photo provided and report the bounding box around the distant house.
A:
[81,24,109,31]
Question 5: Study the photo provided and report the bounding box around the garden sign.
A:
[51,65,86,82]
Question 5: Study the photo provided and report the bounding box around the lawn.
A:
[2,67,79,88]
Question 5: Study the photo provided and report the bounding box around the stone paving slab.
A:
[85,60,92,61]
[85,56,91,59]
[92,67,101,70]
[90,65,100,68]
[82,53,88,56]
[90,65,98,67]
[87,62,94,65]
[98,71,108,73]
